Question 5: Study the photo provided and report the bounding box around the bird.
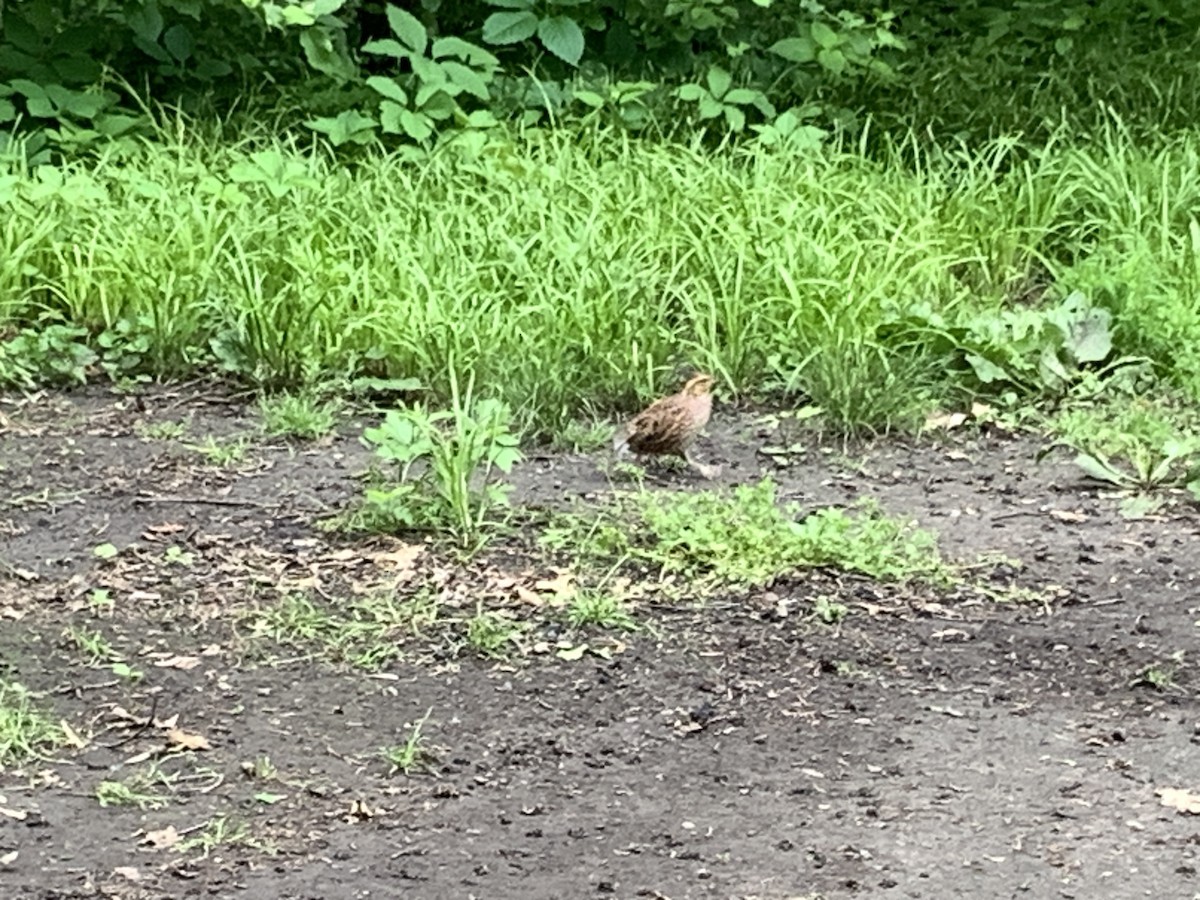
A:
[612,373,719,478]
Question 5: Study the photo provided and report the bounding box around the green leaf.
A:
[93,542,119,560]
[431,36,499,68]
[366,75,408,105]
[964,353,1008,384]
[0,99,16,123]
[362,38,409,59]
[677,83,706,101]
[386,5,428,54]
[301,27,357,79]
[705,66,732,99]
[379,99,405,134]
[769,37,816,63]
[126,3,165,43]
[697,95,723,119]
[1065,308,1113,364]
[572,89,604,108]
[482,10,538,45]
[816,47,846,75]
[400,109,434,141]
[254,792,287,804]
[305,109,377,146]
[537,16,584,66]
[440,61,490,100]
[810,21,839,49]
[162,23,195,62]
[723,88,760,106]
[1073,452,1129,487]
[723,105,746,131]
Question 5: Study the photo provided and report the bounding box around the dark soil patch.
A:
[1,386,1199,900]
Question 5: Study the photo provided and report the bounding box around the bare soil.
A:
[1,385,1198,900]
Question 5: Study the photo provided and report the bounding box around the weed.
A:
[464,608,524,658]
[565,591,638,631]
[1052,397,1200,498]
[163,545,196,567]
[176,816,267,857]
[136,420,189,440]
[187,435,250,467]
[65,625,118,665]
[812,596,849,625]
[95,772,172,810]
[550,419,613,453]
[246,590,437,670]
[354,370,522,551]
[381,708,434,775]
[259,390,339,440]
[545,478,949,589]
[0,681,62,768]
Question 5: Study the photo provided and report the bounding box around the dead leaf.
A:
[165,728,211,751]
[0,850,16,866]
[1049,509,1089,523]
[369,542,423,570]
[0,806,26,821]
[153,655,202,670]
[141,826,180,849]
[59,720,87,749]
[1157,787,1200,815]
[924,410,967,431]
[113,866,141,881]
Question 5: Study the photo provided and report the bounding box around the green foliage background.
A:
[2,0,1200,435]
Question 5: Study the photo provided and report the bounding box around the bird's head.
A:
[681,373,715,397]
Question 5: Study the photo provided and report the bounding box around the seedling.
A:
[464,608,523,658]
[566,590,637,631]
[0,681,63,768]
[381,708,434,775]
[187,435,250,467]
[258,391,339,440]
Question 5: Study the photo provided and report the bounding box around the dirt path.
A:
[1,387,1198,900]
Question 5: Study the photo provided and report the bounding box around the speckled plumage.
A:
[613,374,717,477]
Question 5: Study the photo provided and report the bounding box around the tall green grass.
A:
[2,117,1199,435]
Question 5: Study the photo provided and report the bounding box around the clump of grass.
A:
[0,681,63,768]
[565,590,638,631]
[463,608,524,658]
[186,435,250,467]
[245,591,438,670]
[543,478,950,589]
[381,708,434,775]
[7,123,1200,433]
[259,390,339,440]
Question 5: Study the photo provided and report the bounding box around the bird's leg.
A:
[683,448,719,480]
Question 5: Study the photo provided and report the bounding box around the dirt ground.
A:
[1,385,1198,900]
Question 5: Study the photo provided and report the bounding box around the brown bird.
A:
[612,373,718,478]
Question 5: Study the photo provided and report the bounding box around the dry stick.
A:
[101,693,161,750]
[134,492,331,513]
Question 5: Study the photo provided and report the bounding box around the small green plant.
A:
[175,816,266,857]
[136,420,189,440]
[258,391,338,440]
[0,681,63,768]
[95,770,172,810]
[812,596,849,625]
[550,419,613,453]
[464,608,524,658]
[0,322,96,388]
[246,591,437,670]
[545,478,949,589]
[356,369,522,551]
[1134,662,1177,691]
[565,590,637,631]
[163,545,196,567]
[187,435,250,467]
[381,708,434,775]
[65,625,118,664]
